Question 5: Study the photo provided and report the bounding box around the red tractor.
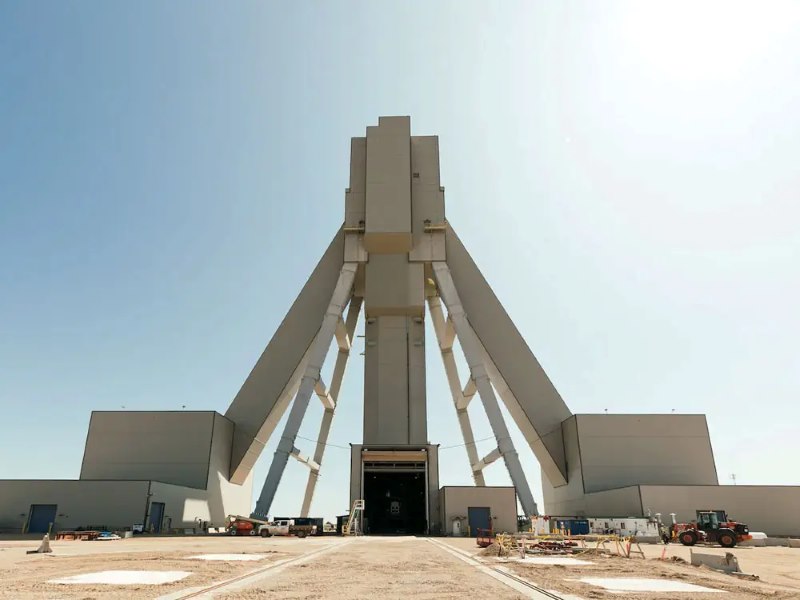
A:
[674,510,751,548]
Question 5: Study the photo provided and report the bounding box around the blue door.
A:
[28,504,57,534]
[149,502,165,533]
[467,506,491,536]
[556,519,590,535]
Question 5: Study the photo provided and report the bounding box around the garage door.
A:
[28,504,57,534]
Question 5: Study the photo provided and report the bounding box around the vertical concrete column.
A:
[361,116,427,447]
[364,117,412,254]
[426,444,441,533]
[349,444,363,509]
[364,315,410,445]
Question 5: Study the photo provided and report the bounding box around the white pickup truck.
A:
[258,519,315,538]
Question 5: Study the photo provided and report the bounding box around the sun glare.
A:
[619,1,799,82]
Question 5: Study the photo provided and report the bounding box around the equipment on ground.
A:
[674,510,751,548]
[476,528,494,548]
[55,530,102,541]
[227,514,267,536]
[226,514,315,538]
[258,518,315,538]
[532,515,661,540]
[273,516,324,536]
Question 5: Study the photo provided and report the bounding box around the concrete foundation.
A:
[690,550,741,573]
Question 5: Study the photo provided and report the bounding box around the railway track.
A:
[160,536,564,600]
[157,539,351,600]
[426,537,565,600]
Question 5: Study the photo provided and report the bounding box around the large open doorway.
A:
[363,470,426,534]
[353,447,438,535]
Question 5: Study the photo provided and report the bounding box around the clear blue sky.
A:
[1,1,798,522]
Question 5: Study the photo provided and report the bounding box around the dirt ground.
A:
[445,536,800,599]
[0,534,798,599]
[0,535,328,599]
[220,537,525,600]
[504,551,798,599]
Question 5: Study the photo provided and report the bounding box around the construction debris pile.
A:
[480,537,578,557]
[480,532,646,559]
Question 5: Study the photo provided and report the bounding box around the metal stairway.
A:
[343,499,365,536]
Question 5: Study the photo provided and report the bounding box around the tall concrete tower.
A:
[223,117,573,534]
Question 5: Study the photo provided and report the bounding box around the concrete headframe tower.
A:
[224,117,572,531]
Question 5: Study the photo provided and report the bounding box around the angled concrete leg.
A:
[226,229,346,485]
[443,224,570,486]
[433,262,539,516]
[427,295,486,486]
[300,296,363,517]
[252,264,357,518]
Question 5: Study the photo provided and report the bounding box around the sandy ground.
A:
[0,534,798,599]
[219,536,525,600]
[0,535,326,599]
[444,537,800,599]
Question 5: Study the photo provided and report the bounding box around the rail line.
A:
[157,539,351,600]
[426,537,565,600]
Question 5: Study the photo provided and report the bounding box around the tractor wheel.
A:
[229,528,238,536]
[679,530,698,546]
[718,529,737,548]
[248,528,257,536]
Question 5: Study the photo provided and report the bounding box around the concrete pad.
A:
[765,537,789,547]
[51,570,191,585]
[691,550,740,573]
[187,553,268,561]
[740,532,766,547]
[579,577,724,593]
